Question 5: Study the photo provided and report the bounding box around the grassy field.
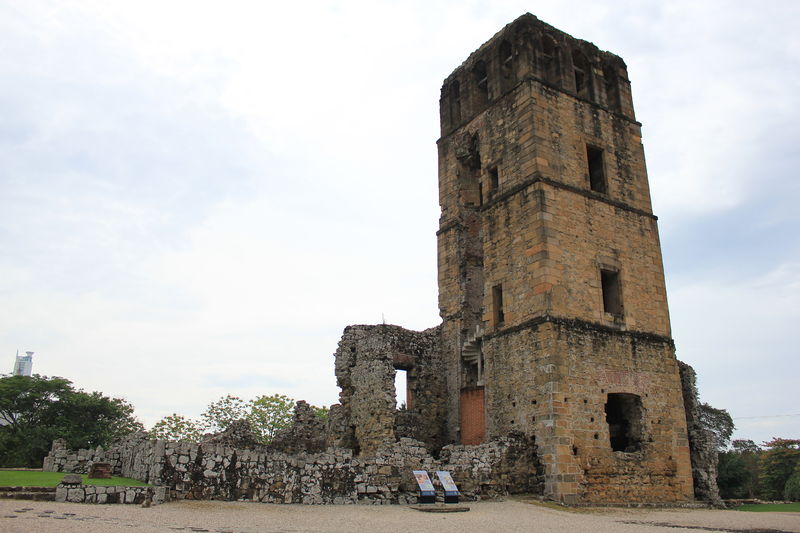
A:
[735,502,800,512]
[0,470,149,487]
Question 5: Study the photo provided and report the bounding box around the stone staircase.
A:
[0,486,56,501]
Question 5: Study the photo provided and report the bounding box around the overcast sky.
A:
[1,1,797,446]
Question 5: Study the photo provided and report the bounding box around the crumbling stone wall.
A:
[44,431,543,504]
[678,361,722,505]
[269,400,326,454]
[333,324,447,454]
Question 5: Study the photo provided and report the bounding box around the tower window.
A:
[492,284,505,327]
[540,35,560,86]
[587,145,607,194]
[603,65,621,111]
[600,269,622,316]
[499,40,513,78]
[605,393,644,452]
[473,60,488,104]
[449,81,461,126]
[488,166,499,191]
[572,50,592,100]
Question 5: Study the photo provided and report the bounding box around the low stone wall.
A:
[55,484,169,505]
[43,433,543,504]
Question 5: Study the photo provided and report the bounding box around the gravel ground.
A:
[1,498,798,533]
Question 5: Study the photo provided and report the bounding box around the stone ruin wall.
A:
[42,321,716,505]
[43,324,544,504]
[43,433,542,504]
[331,324,448,454]
[678,361,722,506]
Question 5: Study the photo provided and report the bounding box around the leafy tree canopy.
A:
[149,393,327,444]
[759,438,800,500]
[0,374,143,467]
[731,439,761,454]
[698,402,735,449]
[149,413,204,441]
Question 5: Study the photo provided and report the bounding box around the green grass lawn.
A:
[0,470,149,487]
[735,502,800,512]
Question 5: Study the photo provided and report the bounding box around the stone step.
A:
[0,488,56,501]
[0,486,56,492]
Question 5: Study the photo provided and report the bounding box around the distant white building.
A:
[12,351,33,376]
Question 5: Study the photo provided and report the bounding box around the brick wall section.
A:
[459,387,486,445]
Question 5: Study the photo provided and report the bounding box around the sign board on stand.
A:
[436,471,459,504]
[412,470,436,504]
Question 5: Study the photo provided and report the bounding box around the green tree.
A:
[732,439,762,498]
[149,413,203,441]
[718,451,751,499]
[785,464,800,501]
[759,438,800,500]
[150,394,328,444]
[247,394,294,442]
[312,404,330,421]
[200,394,248,433]
[698,403,735,449]
[717,439,765,499]
[0,374,143,467]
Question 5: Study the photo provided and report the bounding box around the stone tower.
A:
[436,14,694,503]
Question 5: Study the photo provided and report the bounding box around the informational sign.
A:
[412,470,435,493]
[436,471,459,495]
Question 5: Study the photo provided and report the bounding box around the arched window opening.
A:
[603,65,621,111]
[572,49,592,100]
[540,35,560,86]
[473,60,489,105]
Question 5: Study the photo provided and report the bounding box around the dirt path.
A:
[1,499,798,533]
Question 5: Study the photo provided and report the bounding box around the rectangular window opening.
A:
[394,369,412,410]
[605,393,644,452]
[492,284,505,327]
[488,166,499,191]
[601,269,622,316]
[587,145,607,193]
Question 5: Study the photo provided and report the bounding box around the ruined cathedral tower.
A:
[436,14,694,503]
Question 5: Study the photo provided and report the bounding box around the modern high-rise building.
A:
[12,350,33,377]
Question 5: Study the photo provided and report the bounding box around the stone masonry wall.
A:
[55,484,169,505]
[679,361,722,505]
[482,320,693,503]
[44,433,543,504]
[333,324,447,454]
[433,14,696,504]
